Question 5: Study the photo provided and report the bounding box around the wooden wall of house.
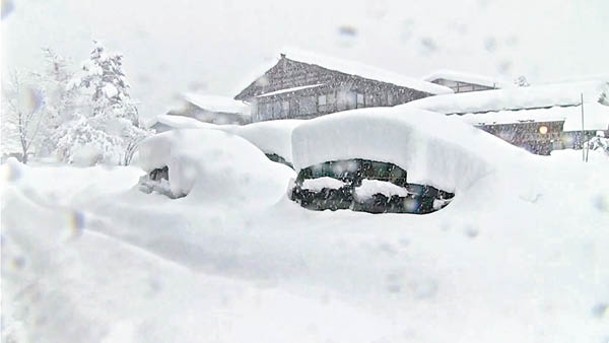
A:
[477,121,564,155]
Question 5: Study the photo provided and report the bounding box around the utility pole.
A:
[581,93,588,162]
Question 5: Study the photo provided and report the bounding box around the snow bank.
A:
[136,129,294,204]
[182,93,250,115]
[292,107,527,193]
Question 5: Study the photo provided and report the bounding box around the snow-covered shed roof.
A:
[403,80,607,115]
[421,69,508,89]
[458,102,609,132]
[183,93,251,116]
[151,114,233,131]
[280,48,453,95]
[291,107,527,193]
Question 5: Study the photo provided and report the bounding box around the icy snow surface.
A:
[2,134,609,342]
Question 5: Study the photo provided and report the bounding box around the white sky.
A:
[2,0,608,120]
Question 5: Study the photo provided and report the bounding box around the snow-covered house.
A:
[234,49,452,122]
[167,93,251,125]
[422,70,506,93]
[404,79,609,155]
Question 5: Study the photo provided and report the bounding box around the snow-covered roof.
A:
[292,107,527,193]
[403,80,608,114]
[258,84,324,98]
[458,102,609,132]
[151,114,233,130]
[281,48,453,95]
[421,69,508,88]
[183,93,251,116]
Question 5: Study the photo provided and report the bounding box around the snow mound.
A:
[292,107,527,193]
[226,119,304,165]
[136,129,294,205]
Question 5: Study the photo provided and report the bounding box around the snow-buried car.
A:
[289,107,521,214]
[136,129,294,205]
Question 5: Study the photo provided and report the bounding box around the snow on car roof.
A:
[291,107,527,193]
[403,80,608,114]
[281,47,453,95]
[421,69,509,88]
[183,93,251,115]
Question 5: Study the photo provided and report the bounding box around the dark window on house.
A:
[356,93,365,108]
[259,102,270,120]
[282,100,289,117]
[272,101,282,119]
[337,91,356,111]
[318,94,328,113]
[299,96,317,116]
[327,92,336,112]
[289,98,300,116]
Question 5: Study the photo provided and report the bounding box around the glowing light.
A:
[539,126,548,135]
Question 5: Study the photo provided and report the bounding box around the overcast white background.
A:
[2,0,608,121]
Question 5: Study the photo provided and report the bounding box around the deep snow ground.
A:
[2,151,609,343]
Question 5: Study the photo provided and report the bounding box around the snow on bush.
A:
[292,107,527,194]
[136,128,294,204]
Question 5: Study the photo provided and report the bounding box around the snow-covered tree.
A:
[34,48,79,157]
[599,82,609,106]
[57,41,150,165]
[1,71,47,164]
